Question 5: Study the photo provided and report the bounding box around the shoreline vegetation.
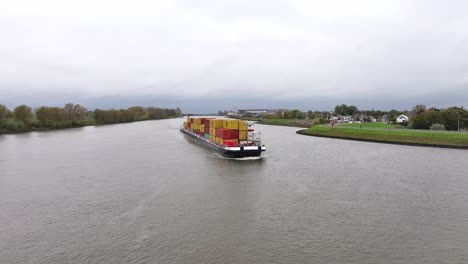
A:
[0,103,182,134]
[228,104,467,148]
[298,124,468,149]
[256,118,316,128]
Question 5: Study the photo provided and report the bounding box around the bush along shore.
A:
[0,103,182,134]
[298,124,468,149]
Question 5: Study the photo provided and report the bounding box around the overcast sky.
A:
[1,0,468,112]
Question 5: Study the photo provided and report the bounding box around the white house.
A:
[396,114,409,124]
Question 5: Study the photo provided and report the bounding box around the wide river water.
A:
[1,118,467,264]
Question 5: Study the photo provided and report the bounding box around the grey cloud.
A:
[1,0,467,111]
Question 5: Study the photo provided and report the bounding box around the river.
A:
[1,118,467,264]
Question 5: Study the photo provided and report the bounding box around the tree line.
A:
[231,103,467,131]
[332,104,467,131]
[409,105,467,131]
[93,106,180,124]
[0,103,182,133]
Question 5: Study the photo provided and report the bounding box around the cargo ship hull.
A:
[180,128,265,158]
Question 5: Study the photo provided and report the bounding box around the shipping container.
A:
[210,127,216,136]
[210,119,224,128]
[192,124,205,132]
[212,137,239,147]
[239,130,247,140]
[210,135,216,142]
[204,133,210,139]
[203,119,210,133]
[223,120,239,130]
[192,118,202,125]
[216,128,239,139]
[222,139,238,147]
[203,118,214,127]
[238,121,247,130]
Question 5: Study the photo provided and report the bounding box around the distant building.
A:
[381,114,390,123]
[330,115,356,124]
[396,114,409,124]
[237,109,277,118]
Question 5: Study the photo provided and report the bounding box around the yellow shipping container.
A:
[210,119,224,128]
[223,119,239,130]
[238,121,247,130]
[210,135,216,142]
[210,127,216,135]
[192,124,204,131]
[192,118,202,125]
[239,130,247,140]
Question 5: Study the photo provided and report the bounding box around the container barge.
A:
[180,117,266,158]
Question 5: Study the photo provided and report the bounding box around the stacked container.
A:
[185,117,251,147]
[238,120,247,140]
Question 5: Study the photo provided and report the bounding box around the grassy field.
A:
[257,119,316,128]
[302,124,468,147]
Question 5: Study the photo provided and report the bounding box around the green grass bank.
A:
[298,124,468,149]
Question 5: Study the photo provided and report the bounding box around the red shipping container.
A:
[223,140,238,147]
[216,128,239,139]
[230,130,239,138]
[203,119,211,126]
[215,128,223,138]
[203,118,214,131]
[216,128,227,138]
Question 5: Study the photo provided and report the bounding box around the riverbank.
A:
[298,125,468,149]
[0,118,177,135]
[0,125,90,135]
